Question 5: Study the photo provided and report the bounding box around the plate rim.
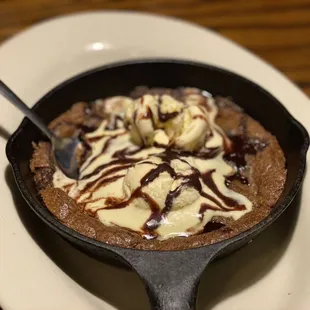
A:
[1,10,310,310]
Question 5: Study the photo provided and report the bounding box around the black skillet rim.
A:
[6,58,310,254]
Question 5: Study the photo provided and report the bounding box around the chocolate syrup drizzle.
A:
[157,96,181,122]
[96,146,247,238]
[223,116,267,186]
[61,93,268,239]
[76,126,264,238]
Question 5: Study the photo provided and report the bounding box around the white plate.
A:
[0,11,309,310]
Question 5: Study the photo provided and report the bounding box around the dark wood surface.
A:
[0,0,309,96]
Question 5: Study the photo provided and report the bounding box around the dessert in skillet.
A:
[30,87,286,250]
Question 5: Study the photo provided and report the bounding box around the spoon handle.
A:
[0,80,53,140]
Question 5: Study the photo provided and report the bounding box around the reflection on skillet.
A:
[6,165,301,310]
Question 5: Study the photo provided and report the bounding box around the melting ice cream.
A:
[53,92,252,240]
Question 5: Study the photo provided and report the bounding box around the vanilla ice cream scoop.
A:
[174,105,211,151]
[125,93,215,151]
[123,156,201,213]
[125,95,162,145]
[95,96,133,117]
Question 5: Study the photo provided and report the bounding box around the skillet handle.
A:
[118,245,223,310]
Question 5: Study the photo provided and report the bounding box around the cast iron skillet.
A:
[6,60,309,310]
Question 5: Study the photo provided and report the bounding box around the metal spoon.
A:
[0,80,80,179]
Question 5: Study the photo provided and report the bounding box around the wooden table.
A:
[0,0,309,97]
